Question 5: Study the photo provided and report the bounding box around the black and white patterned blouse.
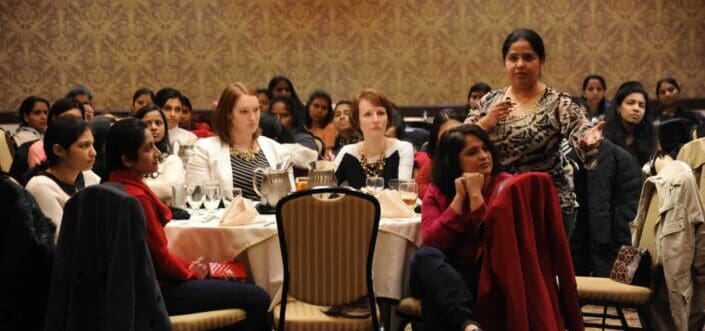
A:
[466,86,599,212]
[230,150,270,200]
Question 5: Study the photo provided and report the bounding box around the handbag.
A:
[609,245,651,286]
[208,261,247,282]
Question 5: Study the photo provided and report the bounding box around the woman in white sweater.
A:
[134,103,185,204]
[334,88,414,188]
[186,82,316,201]
[25,117,100,236]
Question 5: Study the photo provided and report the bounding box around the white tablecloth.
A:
[165,212,422,300]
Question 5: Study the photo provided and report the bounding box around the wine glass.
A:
[203,184,221,222]
[365,176,384,195]
[399,181,418,208]
[223,187,243,207]
[186,182,205,217]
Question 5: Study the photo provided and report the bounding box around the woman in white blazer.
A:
[186,82,315,201]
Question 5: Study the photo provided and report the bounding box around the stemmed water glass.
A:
[203,183,221,222]
[365,176,384,195]
[186,182,205,218]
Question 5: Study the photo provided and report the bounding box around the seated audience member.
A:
[654,117,696,161]
[25,117,100,236]
[267,75,306,116]
[187,82,305,201]
[416,108,465,198]
[385,106,407,141]
[581,74,610,122]
[410,124,510,331]
[568,139,641,276]
[256,88,271,112]
[269,96,317,151]
[305,90,337,155]
[466,82,492,114]
[0,171,56,331]
[66,84,94,120]
[134,104,185,203]
[13,96,50,146]
[179,94,213,138]
[651,77,701,126]
[259,110,296,144]
[106,118,269,329]
[88,114,117,179]
[155,87,197,147]
[27,97,85,169]
[334,89,414,188]
[604,81,656,167]
[331,100,360,157]
[130,87,155,114]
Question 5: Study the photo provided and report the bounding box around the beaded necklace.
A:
[230,142,260,162]
[359,140,387,177]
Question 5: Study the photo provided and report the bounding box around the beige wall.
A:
[1,0,703,113]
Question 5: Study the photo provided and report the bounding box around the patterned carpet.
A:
[401,305,643,330]
[582,305,643,330]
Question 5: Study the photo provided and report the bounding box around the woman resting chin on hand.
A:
[409,124,510,331]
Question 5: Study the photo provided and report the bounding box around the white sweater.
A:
[25,170,101,239]
[144,154,184,204]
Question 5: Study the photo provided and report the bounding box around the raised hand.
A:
[579,121,604,148]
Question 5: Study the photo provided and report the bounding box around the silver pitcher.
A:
[252,167,291,207]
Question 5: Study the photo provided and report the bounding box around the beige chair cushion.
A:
[169,308,246,331]
[397,297,422,317]
[273,301,375,331]
[576,276,652,306]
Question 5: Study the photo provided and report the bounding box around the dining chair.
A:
[576,188,660,330]
[44,183,246,331]
[395,297,422,331]
[273,186,382,331]
[0,128,14,172]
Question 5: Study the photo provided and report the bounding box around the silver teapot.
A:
[252,167,291,207]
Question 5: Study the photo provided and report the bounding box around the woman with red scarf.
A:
[106,118,270,330]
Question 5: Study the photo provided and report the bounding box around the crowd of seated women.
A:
[3,28,705,331]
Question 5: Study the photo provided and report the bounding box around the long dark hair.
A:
[105,118,148,177]
[133,103,172,155]
[267,76,306,118]
[431,124,501,198]
[43,117,89,167]
[18,96,50,126]
[304,90,334,128]
[604,81,655,165]
[271,96,307,131]
[427,108,466,157]
[581,74,608,117]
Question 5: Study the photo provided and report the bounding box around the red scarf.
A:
[108,170,172,226]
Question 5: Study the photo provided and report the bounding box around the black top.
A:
[651,105,700,126]
[38,170,85,195]
[335,151,400,189]
[230,150,270,200]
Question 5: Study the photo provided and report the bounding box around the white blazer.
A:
[186,135,316,192]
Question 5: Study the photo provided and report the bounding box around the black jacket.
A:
[0,174,56,330]
[44,183,171,331]
[569,139,642,276]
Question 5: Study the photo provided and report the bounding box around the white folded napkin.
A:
[220,196,259,226]
[376,189,416,218]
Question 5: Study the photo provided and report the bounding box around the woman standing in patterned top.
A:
[466,28,603,236]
